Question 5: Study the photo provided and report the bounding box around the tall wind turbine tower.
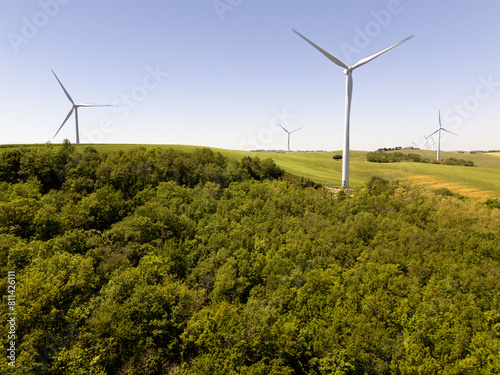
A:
[293,30,413,188]
[278,123,302,153]
[52,70,112,144]
[428,110,458,161]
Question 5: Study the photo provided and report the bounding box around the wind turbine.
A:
[52,70,112,144]
[423,133,435,150]
[278,123,303,153]
[427,110,458,161]
[293,30,413,188]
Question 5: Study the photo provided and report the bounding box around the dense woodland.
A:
[1,142,500,374]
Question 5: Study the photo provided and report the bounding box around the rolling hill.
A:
[1,142,500,373]
[1,143,499,200]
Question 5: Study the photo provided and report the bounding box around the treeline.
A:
[1,143,500,374]
[0,141,284,197]
[366,151,475,166]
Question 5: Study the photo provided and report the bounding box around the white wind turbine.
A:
[428,110,458,161]
[278,123,303,153]
[293,30,413,188]
[52,70,112,144]
[423,133,435,150]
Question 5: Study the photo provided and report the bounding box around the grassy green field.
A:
[2,144,500,200]
[242,149,500,200]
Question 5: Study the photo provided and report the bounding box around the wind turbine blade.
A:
[439,110,442,128]
[53,107,74,138]
[52,70,75,105]
[78,104,113,107]
[442,128,458,136]
[292,29,349,70]
[290,127,303,133]
[277,123,289,133]
[351,35,414,70]
[428,129,440,137]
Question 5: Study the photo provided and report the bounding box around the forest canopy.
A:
[1,142,499,374]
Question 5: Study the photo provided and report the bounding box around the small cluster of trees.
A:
[0,142,499,374]
[376,147,403,151]
[332,154,342,161]
[366,151,475,166]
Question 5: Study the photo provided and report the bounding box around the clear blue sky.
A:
[1,1,499,151]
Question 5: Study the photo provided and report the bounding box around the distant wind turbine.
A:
[52,70,112,144]
[423,133,435,150]
[293,29,413,188]
[427,110,458,161]
[278,123,302,153]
